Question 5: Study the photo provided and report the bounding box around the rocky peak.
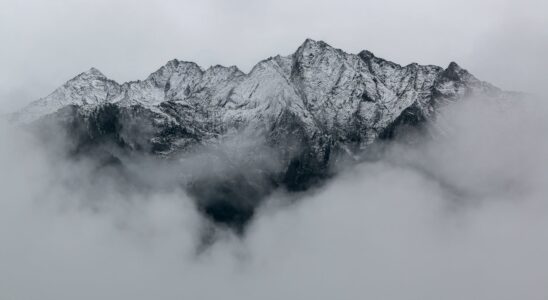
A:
[441,62,471,82]
[294,38,341,61]
[84,67,106,77]
[357,50,376,60]
[147,60,203,87]
[71,67,108,82]
[291,39,352,81]
[299,38,329,50]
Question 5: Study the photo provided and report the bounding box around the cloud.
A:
[1,92,547,299]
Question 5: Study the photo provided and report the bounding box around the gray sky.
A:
[1,2,548,298]
[1,0,547,113]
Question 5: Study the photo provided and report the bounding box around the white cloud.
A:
[1,94,547,299]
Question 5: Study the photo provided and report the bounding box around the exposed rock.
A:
[12,39,509,231]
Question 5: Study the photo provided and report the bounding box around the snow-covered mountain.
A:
[12,39,509,230]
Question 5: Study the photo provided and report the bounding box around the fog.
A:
[1,92,547,299]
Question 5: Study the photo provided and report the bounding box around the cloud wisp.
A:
[1,94,548,299]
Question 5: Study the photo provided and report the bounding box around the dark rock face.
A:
[378,103,427,140]
[15,39,509,231]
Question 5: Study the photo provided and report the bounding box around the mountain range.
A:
[12,39,510,232]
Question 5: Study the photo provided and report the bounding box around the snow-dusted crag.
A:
[13,39,507,230]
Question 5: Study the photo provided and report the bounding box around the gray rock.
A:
[12,39,511,231]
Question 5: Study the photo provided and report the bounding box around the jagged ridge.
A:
[13,39,508,231]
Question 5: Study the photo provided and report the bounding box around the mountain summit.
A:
[13,39,509,231]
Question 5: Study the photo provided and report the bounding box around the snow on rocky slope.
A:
[14,39,503,135]
[12,39,508,230]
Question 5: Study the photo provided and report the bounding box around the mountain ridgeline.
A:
[13,39,507,232]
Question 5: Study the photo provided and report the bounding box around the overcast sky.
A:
[2,2,548,299]
[1,0,547,113]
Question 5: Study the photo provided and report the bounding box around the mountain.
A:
[12,39,508,231]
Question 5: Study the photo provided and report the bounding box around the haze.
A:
[1,0,547,114]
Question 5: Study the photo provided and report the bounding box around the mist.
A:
[1,90,547,299]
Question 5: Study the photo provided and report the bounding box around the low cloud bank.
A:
[1,95,547,300]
